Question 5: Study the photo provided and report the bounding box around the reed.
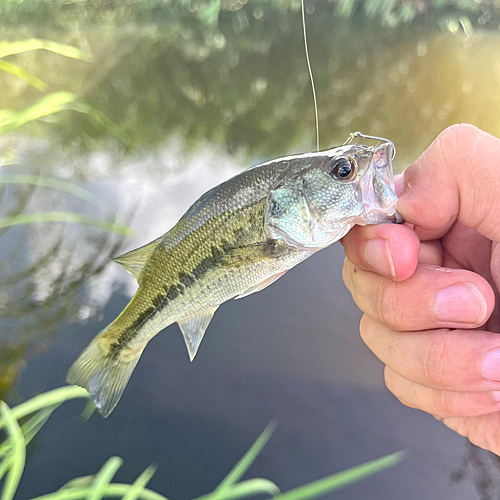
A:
[0,386,404,500]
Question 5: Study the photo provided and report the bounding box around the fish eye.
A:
[330,156,356,181]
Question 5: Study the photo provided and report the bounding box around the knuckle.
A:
[471,424,500,454]
[376,280,401,329]
[359,315,382,350]
[384,368,419,410]
[422,333,450,387]
[430,390,462,417]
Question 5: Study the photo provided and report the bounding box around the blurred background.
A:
[2,0,500,498]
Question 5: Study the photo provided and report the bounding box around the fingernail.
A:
[435,284,487,325]
[364,239,395,277]
[482,349,500,382]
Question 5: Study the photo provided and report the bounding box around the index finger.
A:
[398,124,500,242]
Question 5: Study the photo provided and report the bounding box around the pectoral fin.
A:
[235,271,287,299]
[112,237,162,283]
[178,306,219,361]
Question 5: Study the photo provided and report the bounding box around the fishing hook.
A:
[344,132,396,160]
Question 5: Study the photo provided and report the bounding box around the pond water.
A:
[2,4,500,499]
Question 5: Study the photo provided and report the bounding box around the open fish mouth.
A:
[358,142,402,225]
[388,210,404,224]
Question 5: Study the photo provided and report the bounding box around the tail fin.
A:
[67,333,144,417]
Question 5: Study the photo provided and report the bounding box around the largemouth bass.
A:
[68,136,401,416]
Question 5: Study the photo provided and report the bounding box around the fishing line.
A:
[301,0,319,152]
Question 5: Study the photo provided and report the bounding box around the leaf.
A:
[195,479,280,500]
[59,476,95,491]
[79,400,96,423]
[0,92,76,134]
[0,212,134,237]
[68,101,126,142]
[28,483,170,500]
[215,420,277,492]
[22,406,59,444]
[0,386,89,432]
[122,466,157,500]
[0,39,92,61]
[0,406,58,482]
[0,60,46,90]
[87,457,123,500]
[271,450,406,500]
[0,174,111,211]
[0,402,25,500]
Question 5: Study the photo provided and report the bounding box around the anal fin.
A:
[178,306,219,361]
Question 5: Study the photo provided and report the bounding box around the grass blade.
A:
[122,466,157,500]
[0,91,76,134]
[0,60,46,90]
[215,420,277,492]
[0,39,92,61]
[59,476,95,491]
[0,212,134,236]
[22,406,59,445]
[0,406,58,482]
[87,457,123,500]
[79,400,96,423]
[0,402,26,500]
[195,479,280,500]
[28,484,169,500]
[271,450,405,500]
[0,386,89,432]
[68,101,126,142]
[0,174,110,211]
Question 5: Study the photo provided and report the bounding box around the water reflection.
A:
[2,7,500,500]
[3,24,500,165]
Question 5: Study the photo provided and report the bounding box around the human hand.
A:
[342,124,500,454]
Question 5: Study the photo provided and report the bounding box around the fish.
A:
[67,136,401,417]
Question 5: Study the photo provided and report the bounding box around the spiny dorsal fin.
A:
[178,306,219,361]
[112,237,162,283]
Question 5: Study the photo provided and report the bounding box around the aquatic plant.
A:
[0,386,405,500]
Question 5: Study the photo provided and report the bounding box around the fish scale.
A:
[67,139,401,417]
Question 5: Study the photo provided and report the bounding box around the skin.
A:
[342,123,500,455]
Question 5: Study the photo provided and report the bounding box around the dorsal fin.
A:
[178,306,219,361]
[112,237,162,283]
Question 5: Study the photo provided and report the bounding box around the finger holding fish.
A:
[341,223,420,280]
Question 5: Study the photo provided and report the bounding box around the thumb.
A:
[397,124,500,242]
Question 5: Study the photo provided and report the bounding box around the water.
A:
[2,4,500,499]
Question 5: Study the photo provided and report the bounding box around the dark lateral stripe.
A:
[109,203,266,356]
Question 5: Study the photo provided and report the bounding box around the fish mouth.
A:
[388,210,404,224]
[359,143,401,224]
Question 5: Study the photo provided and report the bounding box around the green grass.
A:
[0,212,134,237]
[0,175,110,210]
[0,39,91,93]
[0,38,132,238]
[0,386,405,500]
